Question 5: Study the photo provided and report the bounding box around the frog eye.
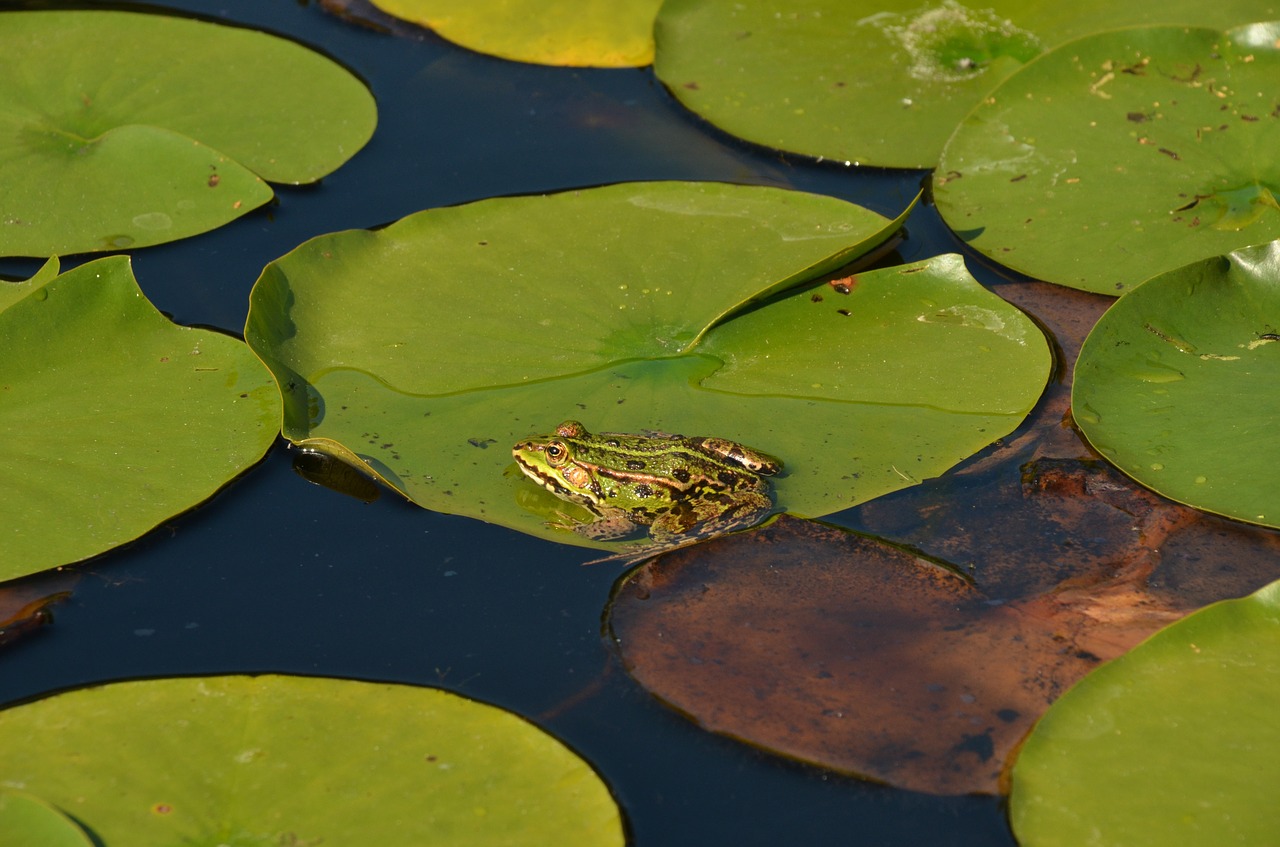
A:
[544,441,569,464]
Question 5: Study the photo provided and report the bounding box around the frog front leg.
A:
[550,504,642,542]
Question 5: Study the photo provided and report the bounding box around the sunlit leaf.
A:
[245,182,1050,554]
[0,675,623,846]
[0,257,281,580]
[368,0,663,67]
[653,0,1275,169]
[1072,239,1280,528]
[0,792,93,847]
[1010,577,1280,845]
[936,22,1280,293]
[0,10,376,257]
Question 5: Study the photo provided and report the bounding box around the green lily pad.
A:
[0,675,623,846]
[653,0,1274,169]
[936,22,1280,294]
[0,10,376,257]
[1071,239,1280,528]
[0,792,94,847]
[0,257,281,580]
[1010,577,1280,845]
[369,0,663,66]
[245,181,1050,553]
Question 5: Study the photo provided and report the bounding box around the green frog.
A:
[512,420,782,558]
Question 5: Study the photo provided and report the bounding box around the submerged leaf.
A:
[607,514,1193,795]
[0,10,376,257]
[1073,239,1280,528]
[0,675,623,846]
[0,257,281,580]
[936,22,1280,293]
[246,182,1050,554]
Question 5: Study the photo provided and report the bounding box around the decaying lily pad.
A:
[606,275,1280,795]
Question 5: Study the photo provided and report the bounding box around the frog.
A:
[512,420,782,559]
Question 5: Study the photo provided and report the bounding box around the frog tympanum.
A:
[512,420,782,558]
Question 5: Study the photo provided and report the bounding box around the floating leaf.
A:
[0,257,281,580]
[653,0,1275,169]
[1010,578,1280,844]
[245,181,1049,553]
[0,792,93,847]
[0,675,623,846]
[368,0,663,67]
[0,10,376,257]
[936,22,1280,293]
[1072,240,1280,528]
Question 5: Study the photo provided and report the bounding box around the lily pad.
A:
[1010,577,1280,845]
[1072,239,1280,528]
[936,22,1280,293]
[0,792,93,847]
[0,257,281,580]
[607,507,1200,795]
[653,0,1275,169]
[0,10,376,257]
[368,0,663,66]
[0,675,623,846]
[245,181,1050,553]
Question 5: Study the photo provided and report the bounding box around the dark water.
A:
[0,2,1013,843]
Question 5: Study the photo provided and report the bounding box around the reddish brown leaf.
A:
[607,281,1280,795]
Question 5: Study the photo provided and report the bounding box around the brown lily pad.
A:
[606,278,1280,795]
[608,514,1191,795]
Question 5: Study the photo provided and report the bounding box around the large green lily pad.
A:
[369,0,663,66]
[0,10,376,257]
[936,22,1280,294]
[0,675,623,846]
[653,0,1275,169]
[1010,577,1280,845]
[1072,239,1280,528]
[246,181,1051,554]
[0,257,281,580]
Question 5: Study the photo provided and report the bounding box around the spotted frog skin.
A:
[512,420,782,554]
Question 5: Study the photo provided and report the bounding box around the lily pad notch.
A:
[0,10,377,257]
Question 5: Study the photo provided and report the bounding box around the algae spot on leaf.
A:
[0,257,281,581]
[0,10,376,257]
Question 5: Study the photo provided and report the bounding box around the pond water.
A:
[0,1,1013,843]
